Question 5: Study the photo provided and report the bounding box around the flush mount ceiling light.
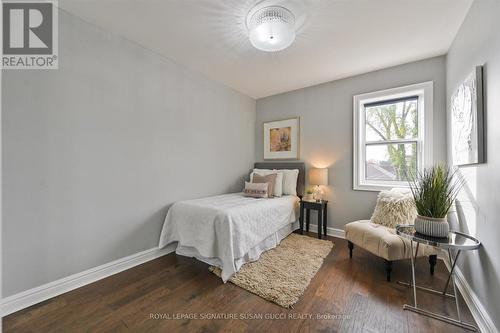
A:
[247,5,296,52]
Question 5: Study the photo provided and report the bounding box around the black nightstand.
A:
[299,199,328,239]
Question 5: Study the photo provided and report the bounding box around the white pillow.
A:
[279,169,299,195]
[251,169,283,197]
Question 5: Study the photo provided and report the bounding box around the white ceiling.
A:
[58,0,473,99]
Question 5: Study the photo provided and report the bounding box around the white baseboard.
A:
[307,224,345,239]
[1,245,175,317]
[443,258,499,333]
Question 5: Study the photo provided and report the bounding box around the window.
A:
[353,82,433,191]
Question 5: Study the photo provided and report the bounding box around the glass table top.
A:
[396,225,481,250]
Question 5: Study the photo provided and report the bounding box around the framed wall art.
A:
[451,65,485,166]
[263,117,300,160]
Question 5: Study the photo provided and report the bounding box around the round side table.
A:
[395,224,481,332]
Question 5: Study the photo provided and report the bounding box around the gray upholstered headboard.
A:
[253,162,306,197]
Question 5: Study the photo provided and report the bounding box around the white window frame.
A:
[353,81,433,191]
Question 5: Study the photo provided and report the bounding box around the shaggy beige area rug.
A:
[210,233,334,308]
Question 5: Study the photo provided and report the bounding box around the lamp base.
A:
[313,186,323,201]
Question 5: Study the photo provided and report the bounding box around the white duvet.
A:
[158,193,299,281]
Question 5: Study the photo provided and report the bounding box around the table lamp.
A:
[309,168,328,201]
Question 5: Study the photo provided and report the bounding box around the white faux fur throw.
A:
[371,189,417,229]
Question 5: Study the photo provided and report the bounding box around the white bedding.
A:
[158,193,299,281]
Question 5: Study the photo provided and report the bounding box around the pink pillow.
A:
[252,173,277,198]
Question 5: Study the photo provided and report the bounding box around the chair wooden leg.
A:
[348,241,354,259]
[429,255,437,275]
[385,260,392,282]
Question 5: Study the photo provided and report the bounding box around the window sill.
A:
[353,182,410,192]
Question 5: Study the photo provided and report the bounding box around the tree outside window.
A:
[364,97,418,181]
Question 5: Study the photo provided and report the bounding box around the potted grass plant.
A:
[408,165,465,238]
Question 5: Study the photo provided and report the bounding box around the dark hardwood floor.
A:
[3,234,477,332]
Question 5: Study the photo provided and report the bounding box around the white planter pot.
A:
[414,215,449,238]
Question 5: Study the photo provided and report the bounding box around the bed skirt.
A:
[173,220,299,281]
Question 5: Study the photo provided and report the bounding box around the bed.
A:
[158,162,305,281]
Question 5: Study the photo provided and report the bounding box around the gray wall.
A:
[446,0,500,327]
[256,56,447,229]
[2,10,255,297]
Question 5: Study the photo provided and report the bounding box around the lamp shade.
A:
[309,168,328,186]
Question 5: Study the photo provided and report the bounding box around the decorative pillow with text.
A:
[243,181,269,198]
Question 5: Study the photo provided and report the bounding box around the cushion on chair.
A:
[345,220,437,261]
[371,189,417,229]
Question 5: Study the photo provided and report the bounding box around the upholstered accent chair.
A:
[345,220,438,281]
